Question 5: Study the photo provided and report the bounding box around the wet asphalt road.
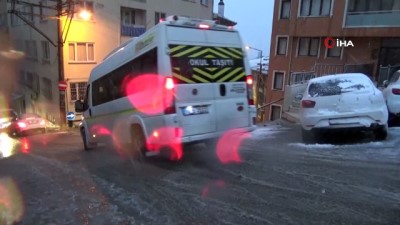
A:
[0,124,399,225]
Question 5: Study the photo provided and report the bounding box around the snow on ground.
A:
[287,127,400,161]
[249,125,286,140]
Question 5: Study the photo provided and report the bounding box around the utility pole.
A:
[57,0,66,125]
[8,0,77,125]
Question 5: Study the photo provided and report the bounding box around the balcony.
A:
[121,24,146,37]
[345,10,400,27]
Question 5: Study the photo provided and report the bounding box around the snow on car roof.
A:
[308,73,370,83]
[307,73,374,97]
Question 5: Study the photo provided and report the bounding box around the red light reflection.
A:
[90,125,112,136]
[201,179,226,199]
[124,74,174,115]
[20,138,30,154]
[146,127,184,161]
[0,177,24,224]
[216,128,250,164]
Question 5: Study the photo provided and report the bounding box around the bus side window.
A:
[141,48,157,74]
[92,77,111,106]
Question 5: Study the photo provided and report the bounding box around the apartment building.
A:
[266,0,400,122]
[1,0,214,124]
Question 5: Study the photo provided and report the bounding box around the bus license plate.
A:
[181,105,209,116]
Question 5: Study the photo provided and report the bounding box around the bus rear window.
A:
[169,45,246,84]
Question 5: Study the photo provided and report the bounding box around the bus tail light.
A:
[246,75,254,106]
[164,77,176,114]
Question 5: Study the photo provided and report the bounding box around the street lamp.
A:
[78,9,92,21]
[57,2,92,125]
[245,46,263,76]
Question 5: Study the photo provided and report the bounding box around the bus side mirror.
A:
[75,100,85,112]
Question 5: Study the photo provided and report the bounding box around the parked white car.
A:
[299,73,388,143]
[382,70,400,125]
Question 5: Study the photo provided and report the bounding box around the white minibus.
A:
[75,16,256,159]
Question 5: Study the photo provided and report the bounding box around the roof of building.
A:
[213,13,237,26]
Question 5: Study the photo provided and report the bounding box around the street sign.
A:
[58,80,67,91]
[66,112,75,121]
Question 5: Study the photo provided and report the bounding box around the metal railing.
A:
[121,24,146,37]
[257,98,284,111]
[345,10,400,27]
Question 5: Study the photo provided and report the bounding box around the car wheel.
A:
[374,125,388,141]
[130,126,147,161]
[302,128,315,144]
[81,128,96,151]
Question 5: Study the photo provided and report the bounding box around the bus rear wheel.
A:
[130,126,147,161]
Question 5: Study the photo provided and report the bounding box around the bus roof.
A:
[89,16,238,83]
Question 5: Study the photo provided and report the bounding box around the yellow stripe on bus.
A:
[205,67,219,72]
[192,75,210,83]
[228,48,243,56]
[205,54,217,58]
[170,45,187,53]
[217,67,243,82]
[173,46,202,57]
[216,47,242,59]
[173,73,195,83]
[193,68,213,79]
[213,67,233,80]
[190,48,229,58]
[231,71,246,82]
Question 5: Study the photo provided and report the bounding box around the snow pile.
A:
[288,143,336,149]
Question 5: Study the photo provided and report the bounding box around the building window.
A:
[201,0,209,6]
[155,12,166,24]
[273,72,285,90]
[298,38,319,56]
[70,82,88,101]
[270,105,282,121]
[121,7,136,25]
[68,42,94,62]
[300,0,332,17]
[26,72,40,93]
[348,0,400,12]
[280,0,291,19]
[327,46,342,57]
[277,36,288,55]
[25,40,38,60]
[42,77,52,100]
[41,40,50,62]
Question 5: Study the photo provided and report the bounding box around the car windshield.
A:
[308,76,373,97]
